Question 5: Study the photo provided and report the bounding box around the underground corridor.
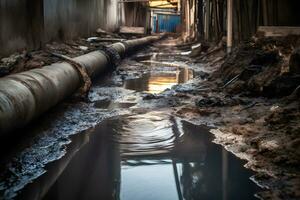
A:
[0,1,300,200]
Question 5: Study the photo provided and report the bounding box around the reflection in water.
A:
[124,66,193,94]
[37,111,260,200]
[121,160,179,200]
[113,112,181,157]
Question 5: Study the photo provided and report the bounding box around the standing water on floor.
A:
[124,58,194,94]
[0,55,260,200]
[37,112,260,200]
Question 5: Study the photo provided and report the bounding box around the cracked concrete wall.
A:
[0,0,122,57]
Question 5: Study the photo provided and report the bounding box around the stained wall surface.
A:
[0,0,122,57]
[0,0,44,56]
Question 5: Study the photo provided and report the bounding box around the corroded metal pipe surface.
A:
[0,35,161,135]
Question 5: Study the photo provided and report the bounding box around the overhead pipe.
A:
[0,35,162,135]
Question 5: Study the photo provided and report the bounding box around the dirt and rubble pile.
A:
[0,41,94,77]
[213,35,300,97]
[180,35,300,199]
[0,30,134,78]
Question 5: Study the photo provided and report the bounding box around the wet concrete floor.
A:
[0,43,260,200]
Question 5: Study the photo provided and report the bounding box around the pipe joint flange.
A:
[98,46,121,70]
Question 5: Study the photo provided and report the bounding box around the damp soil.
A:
[0,37,263,200]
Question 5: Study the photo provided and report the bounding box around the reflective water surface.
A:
[2,60,259,200]
[124,66,194,94]
[18,111,260,200]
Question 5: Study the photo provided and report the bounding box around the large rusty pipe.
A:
[0,35,162,135]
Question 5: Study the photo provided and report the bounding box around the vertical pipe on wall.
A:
[227,0,233,53]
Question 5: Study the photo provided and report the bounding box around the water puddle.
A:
[94,99,136,109]
[124,66,194,94]
[16,111,260,200]
[1,47,260,200]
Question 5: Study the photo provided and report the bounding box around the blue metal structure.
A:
[153,16,157,33]
[153,14,181,33]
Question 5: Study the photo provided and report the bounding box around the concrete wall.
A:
[44,0,120,42]
[276,0,300,26]
[0,0,122,57]
[123,3,148,28]
[0,0,44,56]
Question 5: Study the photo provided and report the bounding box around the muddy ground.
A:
[117,36,300,199]
[0,33,299,200]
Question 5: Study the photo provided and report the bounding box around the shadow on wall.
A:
[0,0,122,57]
[0,0,44,56]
